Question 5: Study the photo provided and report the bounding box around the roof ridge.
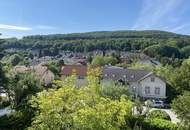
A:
[137,72,154,82]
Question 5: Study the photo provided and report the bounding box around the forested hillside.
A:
[3,30,190,59]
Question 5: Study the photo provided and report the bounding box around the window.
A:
[151,77,155,82]
[132,86,136,92]
[145,86,150,94]
[155,87,160,95]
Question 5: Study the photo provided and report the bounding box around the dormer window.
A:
[112,74,115,77]
[151,77,155,82]
[105,74,108,77]
[131,75,134,78]
[123,75,126,78]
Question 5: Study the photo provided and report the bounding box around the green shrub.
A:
[144,118,178,130]
[148,110,171,121]
[0,111,25,130]
[0,109,34,130]
[126,115,178,130]
[100,80,128,100]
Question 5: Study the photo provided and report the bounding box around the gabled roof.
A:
[14,65,55,86]
[61,65,87,76]
[14,65,32,73]
[102,66,152,82]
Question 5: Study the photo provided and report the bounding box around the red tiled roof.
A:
[61,65,87,76]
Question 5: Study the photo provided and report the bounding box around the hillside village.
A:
[1,31,190,129]
[2,0,190,129]
[1,49,167,104]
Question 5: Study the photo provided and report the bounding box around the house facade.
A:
[102,66,166,99]
[60,65,88,87]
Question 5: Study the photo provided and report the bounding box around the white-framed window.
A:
[151,77,155,82]
[145,86,150,94]
[155,87,160,95]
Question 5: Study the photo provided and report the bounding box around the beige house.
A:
[102,66,166,100]
[33,65,55,86]
[14,64,55,86]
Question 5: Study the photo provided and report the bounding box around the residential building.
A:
[60,65,87,87]
[33,65,55,86]
[102,66,166,100]
[14,64,55,86]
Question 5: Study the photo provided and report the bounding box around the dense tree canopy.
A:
[91,55,118,67]
[7,72,42,109]
[172,91,190,129]
[170,58,190,93]
[0,36,6,88]
[100,80,129,100]
[28,71,133,130]
[2,30,190,61]
[144,45,181,58]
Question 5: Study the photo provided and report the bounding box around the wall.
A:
[139,75,166,99]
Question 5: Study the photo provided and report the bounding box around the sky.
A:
[0,0,190,38]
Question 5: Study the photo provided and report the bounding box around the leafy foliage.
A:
[144,45,181,58]
[0,111,26,129]
[44,60,60,78]
[100,80,128,100]
[0,36,6,86]
[172,91,190,128]
[7,72,42,109]
[9,54,22,66]
[126,116,179,130]
[147,110,171,121]
[3,30,190,62]
[28,71,133,130]
[91,55,118,67]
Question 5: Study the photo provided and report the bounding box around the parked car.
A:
[144,99,166,108]
[151,100,164,108]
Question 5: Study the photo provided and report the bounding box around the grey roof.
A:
[102,66,151,83]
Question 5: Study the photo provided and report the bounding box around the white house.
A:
[102,66,166,100]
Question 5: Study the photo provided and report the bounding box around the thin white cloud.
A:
[133,0,183,30]
[171,24,190,32]
[0,24,32,31]
[36,25,56,30]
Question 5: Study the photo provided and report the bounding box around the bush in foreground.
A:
[126,115,179,130]
[28,70,133,130]
[147,110,171,121]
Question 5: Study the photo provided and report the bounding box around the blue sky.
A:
[0,0,190,38]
